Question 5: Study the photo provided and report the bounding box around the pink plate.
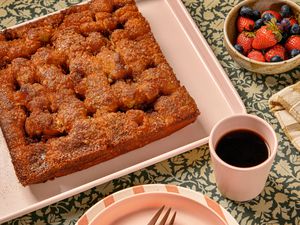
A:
[90,192,226,225]
[77,184,239,225]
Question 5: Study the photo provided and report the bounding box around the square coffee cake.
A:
[0,0,199,185]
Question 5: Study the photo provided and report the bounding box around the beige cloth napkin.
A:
[269,82,300,151]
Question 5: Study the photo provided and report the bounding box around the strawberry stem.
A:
[266,18,282,42]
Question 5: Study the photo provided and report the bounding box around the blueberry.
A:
[240,6,254,18]
[280,18,291,31]
[254,19,264,29]
[277,22,283,32]
[252,10,261,20]
[234,44,244,54]
[270,55,283,62]
[290,24,300,35]
[279,32,289,45]
[281,5,291,18]
[262,13,275,23]
[290,49,300,58]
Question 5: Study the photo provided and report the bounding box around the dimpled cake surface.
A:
[0,0,200,185]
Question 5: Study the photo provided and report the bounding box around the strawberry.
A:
[236,31,255,54]
[252,19,282,50]
[285,35,300,51]
[262,10,282,22]
[288,17,298,26]
[265,44,286,62]
[237,16,255,32]
[247,50,265,62]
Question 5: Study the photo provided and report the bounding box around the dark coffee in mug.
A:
[215,129,269,168]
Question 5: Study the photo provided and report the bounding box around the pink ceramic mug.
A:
[209,114,278,202]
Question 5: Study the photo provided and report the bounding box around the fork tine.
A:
[157,208,171,225]
[147,206,165,225]
[167,211,177,225]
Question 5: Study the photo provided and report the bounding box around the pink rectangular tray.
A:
[0,0,246,223]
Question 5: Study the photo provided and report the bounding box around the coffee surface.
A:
[216,129,269,168]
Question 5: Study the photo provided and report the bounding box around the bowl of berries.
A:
[224,0,300,74]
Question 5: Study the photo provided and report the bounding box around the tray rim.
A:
[0,0,246,223]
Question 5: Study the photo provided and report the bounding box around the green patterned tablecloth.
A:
[1,0,300,224]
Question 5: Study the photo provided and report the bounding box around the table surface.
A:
[1,0,300,224]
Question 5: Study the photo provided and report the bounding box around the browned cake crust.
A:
[0,0,200,185]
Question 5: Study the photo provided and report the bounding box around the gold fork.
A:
[147,206,177,225]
